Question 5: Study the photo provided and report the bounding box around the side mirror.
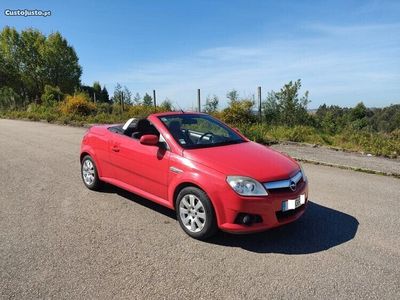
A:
[140,134,159,146]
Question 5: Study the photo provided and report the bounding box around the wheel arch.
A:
[79,148,103,178]
[171,180,223,227]
[80,151,90,163]
[173,182,205,209]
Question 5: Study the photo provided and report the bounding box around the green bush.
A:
[332,130,399,158]
[237,124,325,145]
[41,85,64,107]
[0,87,24,110]
[221,99,256,125]
[96,102,113,114]
[238,123,276,144]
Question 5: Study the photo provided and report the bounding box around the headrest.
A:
[169,121,181,131]
[136,119,151,131]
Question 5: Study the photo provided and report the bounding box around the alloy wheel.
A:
[179,194,206,233]
[82,159,95,186]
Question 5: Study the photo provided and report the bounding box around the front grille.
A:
[268,178,305,194]
[263,171,304,194]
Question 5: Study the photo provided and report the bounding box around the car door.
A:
[108,133,170,201]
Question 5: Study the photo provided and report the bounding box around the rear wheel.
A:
[176,187,217,240]
[81,155,102,191]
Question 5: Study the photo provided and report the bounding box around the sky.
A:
[1,0,399,109]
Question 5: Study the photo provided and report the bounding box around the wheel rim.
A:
[179,194,206,233]
[82,159,95,186]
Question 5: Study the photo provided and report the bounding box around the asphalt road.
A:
[0,119,399,299]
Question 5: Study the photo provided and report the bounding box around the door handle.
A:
[111,146,120,152]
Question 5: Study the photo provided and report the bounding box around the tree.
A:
[41,85,63,106]
[0,27,24,98]
[226,89,239,103]
[0,86,22,110]
[262,79,310,127]
[123,86,132,105]
[112,83,132,107]
[99,87,109,103]
[19,29,47,100]
[315,104,348,133]
[262,91,280,125]
[142,93,153,106]
[160,98,173,111]
[204,95,219,113]
[92,81,101,101]
[112,83,123,104]
[80,85,95,101]
[370,104,400,132]
[0,27,82,102]
[41,32,81,94]
[350,102,368,121]
[133,92,141,104]
[278,80,310,126]
[348,102,372,130]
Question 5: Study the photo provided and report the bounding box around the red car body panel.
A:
[80,112,308,233]
[182,142,300,182]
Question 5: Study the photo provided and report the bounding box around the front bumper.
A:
[215,180,308,233]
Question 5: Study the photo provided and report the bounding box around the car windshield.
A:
[158,114,246,149]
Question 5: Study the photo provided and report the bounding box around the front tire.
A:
[176,187,217,240]
[81,155,102,191]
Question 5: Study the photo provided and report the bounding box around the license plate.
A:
[282,194,305,212]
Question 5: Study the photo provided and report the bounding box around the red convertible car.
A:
[80,112,308,239]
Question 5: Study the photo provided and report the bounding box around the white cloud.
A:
[95,22,400,109]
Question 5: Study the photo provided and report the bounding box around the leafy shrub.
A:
[332,130,400,158]
[60,93,96,116]
[26,112,40,121]
[41,85,64,107]
[127,104,156,117]
[262,80,310,127]
[44,112,57,122]
[58,115,72,125]
[159,99,173,111]
[0,87,23,110]
[237,124,324,145]
[96,102,113,114]
[284,126,322,143]
[239,123,275,144]
[221,99,256,125]
[87,113,121,124]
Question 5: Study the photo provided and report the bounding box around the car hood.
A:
[183,141,300,182]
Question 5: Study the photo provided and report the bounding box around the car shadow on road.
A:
[100,185,358,254]
[101,183,177,219]
[207,201,359,254]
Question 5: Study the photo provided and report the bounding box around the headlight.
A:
[226,176,268,196]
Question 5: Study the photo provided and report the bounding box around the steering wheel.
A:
[198,132,215,143]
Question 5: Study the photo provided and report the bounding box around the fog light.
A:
[235,213,263,226]
[242,214,252,225]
